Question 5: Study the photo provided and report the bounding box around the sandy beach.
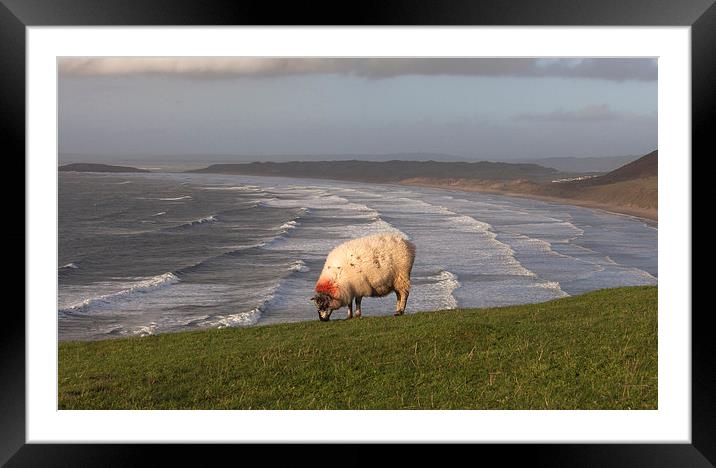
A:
[399,178,657,225]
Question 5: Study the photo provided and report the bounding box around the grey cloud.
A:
[58,57,657,81]
[513,104,656,123]
[533,58,657,81]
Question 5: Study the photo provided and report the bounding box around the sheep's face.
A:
[311,293,339,321]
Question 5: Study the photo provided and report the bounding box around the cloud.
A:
[513,104,656,123]
[58,57,657,81]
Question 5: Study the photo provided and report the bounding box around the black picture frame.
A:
[3,0,709,465]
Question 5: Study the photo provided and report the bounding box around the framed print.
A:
[4,0,711,465]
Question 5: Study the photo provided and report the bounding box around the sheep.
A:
[311,233,416,321]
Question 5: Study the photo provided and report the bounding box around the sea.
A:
[58,171,658,341]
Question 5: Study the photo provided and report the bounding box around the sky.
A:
[58,57,657,162]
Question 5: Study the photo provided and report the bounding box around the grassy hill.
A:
[59,286,657,410]
[537,150,657,213]
[402,150,658,221]
[579,150,657,185]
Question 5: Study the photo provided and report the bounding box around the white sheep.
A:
[311,233,416,321]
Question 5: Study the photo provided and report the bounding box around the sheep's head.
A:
[311,293,339,321]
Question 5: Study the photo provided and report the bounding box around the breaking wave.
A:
[166,214,219,230]
[426,270,460,309]
[288,259,309,272]
[200,185,260,192]
[58,272,180,315]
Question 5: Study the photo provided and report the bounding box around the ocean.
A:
[58,171,658,341]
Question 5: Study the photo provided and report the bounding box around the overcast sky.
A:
[58,57,657,161]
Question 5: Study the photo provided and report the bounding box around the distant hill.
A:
[59,152,471,164]
[188,160,561,183]
[515,155,640,173]
[244,152,473,163]
[59,163,150,173]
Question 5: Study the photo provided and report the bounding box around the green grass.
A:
[59,286,657,410]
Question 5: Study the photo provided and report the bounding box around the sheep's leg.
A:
[355,297,362,318]
[394,290,408,316]
[346,300,353,319]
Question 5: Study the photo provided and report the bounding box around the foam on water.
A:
[200,185,260,192]
[132,322,159,337]
[362,193,535,277]
[58,272,180,315]
[288,259,309,272]
[260,188,407,254]
[413,270,461,310]
[501,221,586,243]
[280,220,299,230]
[380,187,655,288]
[159,195,193,201]
[200,280,285,329]
[190,215,218,224]
[108,310,221,337]
[210,308,263,328]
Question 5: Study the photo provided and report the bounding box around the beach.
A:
[59,171,658,341]
[399,177,657,224]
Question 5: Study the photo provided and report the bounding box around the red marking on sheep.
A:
[315,279,339,298]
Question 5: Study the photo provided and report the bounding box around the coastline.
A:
[398,178,657,226]
[66,167,657,225]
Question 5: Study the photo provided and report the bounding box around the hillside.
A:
[402,150,658,221]
[59,163,150,173]
[573,150,657,186]
[188,160,562,183]
[59,286,657,410]
[536,150,657,213]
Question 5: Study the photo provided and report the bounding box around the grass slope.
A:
[59,286,657,410]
